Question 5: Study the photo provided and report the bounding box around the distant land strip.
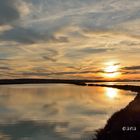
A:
[87,84,140,93]
[0,79,101,85]
[0,79,87,85]
[0,79,140,93]
[0,79,139,85]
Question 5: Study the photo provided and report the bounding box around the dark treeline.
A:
[0,78,140,85]
[0,79,85,85]
[0,78,95,85]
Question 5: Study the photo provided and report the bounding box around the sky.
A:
[0,0,140,80]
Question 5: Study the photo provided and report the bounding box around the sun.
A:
[103,64,120,78]
[104,65,119,73]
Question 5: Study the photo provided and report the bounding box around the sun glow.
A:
[104,65,119,73]
[103,63,121,78]
[104,72,120,78]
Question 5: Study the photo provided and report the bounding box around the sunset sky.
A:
[0,0,140,80]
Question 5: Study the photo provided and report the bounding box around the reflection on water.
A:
[105,88,118,99]
[89,82,140,86]
[0,84,136,140]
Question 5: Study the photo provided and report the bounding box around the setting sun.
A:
[104,65,119,73]
[103,64,121,78]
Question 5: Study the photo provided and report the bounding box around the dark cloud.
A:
[80,47,114,54]
[42,56,57,62]
[123,71,140,75]
[0,26,69,44]
[20,70,102,77]
[114,63,121,66]
[123,65,140,70]
[53,36,69,43]
[0,27,45,44]
[121,65,140,75]
[0,66,11,71]
[66,47,115,59]
[52,70,101,75]
[0,0,20,25]
[41,49,58,62]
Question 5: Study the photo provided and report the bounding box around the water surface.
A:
[0,84,136,140]
[88,82,140,86]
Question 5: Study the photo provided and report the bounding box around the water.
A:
[87,82,140,86]
[0,84,137,140]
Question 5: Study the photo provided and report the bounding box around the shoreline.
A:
[0,79,139,93]
[94,85,140,140]
[87,84,140,93]
[0,79,139,85]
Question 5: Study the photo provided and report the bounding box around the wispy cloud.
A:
[0,0,140,79]
[123,65,140,70]
[0,0,20,25]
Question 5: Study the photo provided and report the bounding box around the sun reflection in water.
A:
[105,88,118,99]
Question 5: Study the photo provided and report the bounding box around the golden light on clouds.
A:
[104,65,119,73]
[102,62,121,79]
[0,0,140,80]
[104,72,120,79]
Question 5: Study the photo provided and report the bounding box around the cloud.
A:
[26,0,140,29]
[0,27,40,44]
[0,27,49,44]
[20,70,103,78]
[42,56,57,62]
[1,0,140,44]
[65,47,115,59]
[0,0,20,25]
[80,47,114,54]
[0,26,69,44]
[123,71,140,75]
[0,0,30,26]
[121,65,140,76]
[123,65,140,70]
[0,0,140,79]
[0,66,11,71]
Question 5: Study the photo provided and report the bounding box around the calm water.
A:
[88,82,140,86]
[0,84,137,140]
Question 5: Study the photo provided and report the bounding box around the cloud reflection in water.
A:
[0,84,135,140]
